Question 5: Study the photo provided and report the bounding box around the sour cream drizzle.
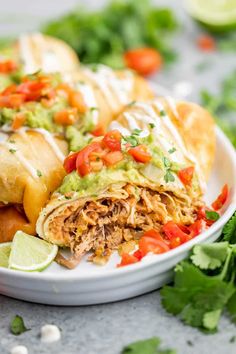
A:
[19,34,36,74]
[84,65,133,111]
[76,82,99,124]
[0,141,39,178]
[34,128,65,162]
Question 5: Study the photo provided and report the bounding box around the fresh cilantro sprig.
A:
[163,157,175,183]
[43,0,178,68]
[161,212,236,332]
[10,315,30,335]
[201,70,236,148]
[122,337,176,354]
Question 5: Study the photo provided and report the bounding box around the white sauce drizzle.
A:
[76,82,99,124]
[84,65,133,111]
[124,112,141,131]
[1,141,38,179]
[109,121,130,135]
[40,324,61,343]
[165,96,179,118]
[19,34,36,74]
[34,128,65,162]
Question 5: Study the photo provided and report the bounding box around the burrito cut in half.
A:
[0,129,67,242]
[37,99,215,268]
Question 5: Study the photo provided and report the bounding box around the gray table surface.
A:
[0,1,236,353]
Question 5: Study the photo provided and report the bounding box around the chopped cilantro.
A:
[164,170,175,183]
[205,210,220,221]
[10,315,29,335]
[37,170,42,177]
[122,135,139,148]
[163,157,171,168]
[122,337,176,354]
[168,147,176,154]
[132,129,142,136]
[9,139,15,144]
[149,123,155,129]
[127,100,136,107]
[160,110,166,117]
[9,149,16,154]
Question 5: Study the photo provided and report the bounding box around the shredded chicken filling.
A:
[48,184,202,268]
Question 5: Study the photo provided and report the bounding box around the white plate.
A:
[0,127,235,305]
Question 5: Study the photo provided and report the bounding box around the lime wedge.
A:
[0,242,11,268]
[184,0,236,31]
[9,231,58,272]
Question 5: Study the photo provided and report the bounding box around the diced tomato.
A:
[54,108,78,126]
[139,236,170,256]
[11,113,26,130]
[0,60,17,73]
[143,229,163,241]
[0,93,26,108]
[178,166,194,186]
[91,125,105,137]
[212,184,229,211]
[76,142,102,177]
[197,206,215,226]
[117,253,139,267]
[2,84,17,96]
[63,152,79,174]
[133,249,143,261]
[103,151,123,166]
[56,83,72,98]
[102,130,122,151]
[124,47,162,76]
[163,221,188,244]
[69,91,87,113]
[128,145,151,163]
[197,35,216,52]
[188,219,204,237]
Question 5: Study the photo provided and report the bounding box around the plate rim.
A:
[0,127,235,282]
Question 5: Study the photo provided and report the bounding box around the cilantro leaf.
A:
[132,129,142,136]
[168,147,176,154]
[122,337,176,354]
[190,242,229,270]
[205,210,220,221]
[164,170,175,183]
[222,212,236,244]
[10,315,29,335]
[161,260,235,331]
[227,292,236,323]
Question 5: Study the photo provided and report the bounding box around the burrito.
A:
[36,98,215,268]
[0,130,67,241]
[0,66,153,141]
[0,33,79,78]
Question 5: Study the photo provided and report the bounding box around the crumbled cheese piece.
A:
[11,345,28,354]
[40,324,61,343]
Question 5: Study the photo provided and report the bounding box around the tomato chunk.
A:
[102,130,122,151]
[197,35,216,52]
[162,221,188,244]
[178,166,194,186]
[117,253,139,267]
[128,145,151,163]
[54,108,78,126]
[91,125,105,137]
[76,142,102,177]
[11,113,26,130]
[63,152,79,174]
[69,91,87,113]
[139,236,170,256]
[0,60,17,73]
[212,184,229,211]
[103,151,123,166]
[124,48,162,76]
